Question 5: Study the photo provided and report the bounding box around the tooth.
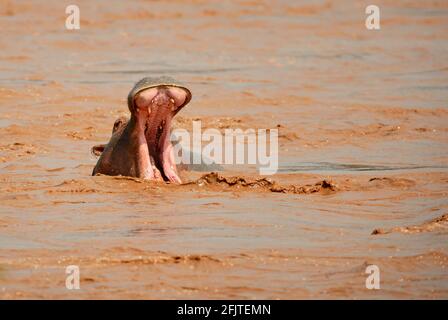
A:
[170,98,175,104]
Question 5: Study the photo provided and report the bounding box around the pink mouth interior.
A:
[133,86,188,182]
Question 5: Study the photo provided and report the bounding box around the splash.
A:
[372,214,448,235]
[186,172,338,194]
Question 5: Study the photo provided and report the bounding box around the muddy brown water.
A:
[0,0,447,299]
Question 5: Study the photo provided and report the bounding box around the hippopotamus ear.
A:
[91,144,105,157]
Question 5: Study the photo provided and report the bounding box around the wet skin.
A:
[92,77,192,183]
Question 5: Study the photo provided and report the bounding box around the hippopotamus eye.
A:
[112,118,126,133]
[113,121,121,130]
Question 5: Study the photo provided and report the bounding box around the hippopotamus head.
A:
[92,77,192,183]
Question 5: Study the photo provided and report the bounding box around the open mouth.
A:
[131,84,191,183]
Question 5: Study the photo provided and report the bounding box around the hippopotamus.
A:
[92,77,192,183]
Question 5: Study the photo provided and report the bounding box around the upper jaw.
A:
[133,86,190,113]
